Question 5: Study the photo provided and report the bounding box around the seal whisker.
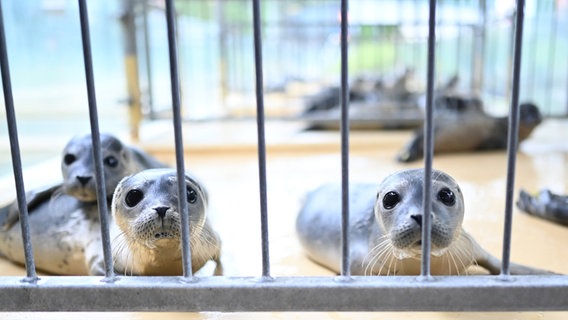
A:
[366,237,394,275]
[362,235,390,274]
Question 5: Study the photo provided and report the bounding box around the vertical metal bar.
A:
[472,0,487,92]
[501,0,525,277]
[527,0,540,98]
[120,0,142,141]
[142,0,155,119]
[545,0,557,112]
[0,1,38,283]
[421,0,437,278]
[77,0,114,280]
[251,0,270,278]
[164,0,193,279]
[339,0,350,277]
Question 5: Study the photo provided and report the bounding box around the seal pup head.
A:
[111,168,211,275]
[112,168,207,247]
[373,168,465,260]
[61,133,144,202]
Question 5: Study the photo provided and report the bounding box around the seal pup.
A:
[396,102,542,162]
[517,189,568,226]
[0,133,167,275]
[296,169,551,275]
[110,169,223,276]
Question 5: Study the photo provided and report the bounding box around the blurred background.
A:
[0,0,567,176]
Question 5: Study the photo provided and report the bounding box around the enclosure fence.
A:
[1,0,568,312]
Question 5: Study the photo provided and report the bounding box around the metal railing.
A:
[1,0,567,312]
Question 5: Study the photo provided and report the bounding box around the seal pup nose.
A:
[154,206,169,218]
[76,176,92,186]
[411,214,422,227]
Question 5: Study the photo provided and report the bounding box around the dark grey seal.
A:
[396,102,542,162]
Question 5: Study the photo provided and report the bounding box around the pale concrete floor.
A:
[0,119,567,318]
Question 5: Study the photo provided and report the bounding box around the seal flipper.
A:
[517,189,568,226]
[396,129,424,163]
[0,183,63,231]
[467,231,556,275]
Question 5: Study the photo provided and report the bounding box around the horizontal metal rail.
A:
[0,276,566,312]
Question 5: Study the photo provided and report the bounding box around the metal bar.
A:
[339,0,350,277]
[0,276,567,312]
[526,0,540,98]
[545,0,558,112]
[120,0,143,141]
[501,0,526,276]
[0,0,38,283]
[164,0,193,279]
[77,0,114,280]
[251,0,270,278]
[142,0,155,119]
[421,0,437,278]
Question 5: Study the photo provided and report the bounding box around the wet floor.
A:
[0,119,567,318]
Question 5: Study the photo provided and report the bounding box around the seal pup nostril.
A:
[154,206,169,218]
[411,214,422,226]
[76,176,92,186]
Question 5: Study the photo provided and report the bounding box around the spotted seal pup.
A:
[110,168,223,276]
[0,133,167,275]
[517,189,568,226]
[396,102,542,162]
[296,169,551,275]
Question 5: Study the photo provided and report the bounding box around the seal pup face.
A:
[374,168,465,259]
[61,133,139,202]
[111,169,207,250]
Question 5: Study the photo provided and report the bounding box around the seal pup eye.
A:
[382,191,400,210]
[104,155,119,168]
[438,188,455,206]
[125,189,144,207]
[63,154,76,165]
[187,187,197,204]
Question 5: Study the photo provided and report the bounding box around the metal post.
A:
[339,0,350,278]
[141,0,155,119]
[421,0,437,279]
[0,0,38,283]
[164,0,193,279]
[77,0,115,281]
[251,0,271,279]
[120,0,142,141]
[501,0,526,277]
[472,0,487,92]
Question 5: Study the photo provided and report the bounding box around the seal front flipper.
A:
[0,183,63,231]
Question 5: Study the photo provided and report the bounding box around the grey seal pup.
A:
[110,169,223,276]
[517,189,568,226]
[397,102,542,162]
[0,133,167,275]
[296,169,551,275]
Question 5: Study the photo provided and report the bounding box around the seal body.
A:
[517,189,568,226]
[0,133,167,275]
[296,168,550,275]
[0,194,104,275]
[111,169,222,276]
[397,102,542,162]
